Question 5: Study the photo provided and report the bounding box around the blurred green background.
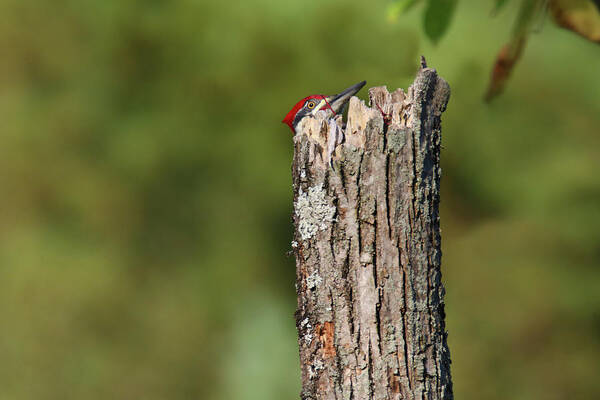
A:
[1,0,599,399]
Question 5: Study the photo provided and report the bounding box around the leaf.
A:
[423,0,458,44]
[493,0,512,15]
[387,0,421,22]
[549,0,600,43]
[484,0,543,101]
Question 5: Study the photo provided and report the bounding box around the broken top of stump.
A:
[293,64,450,170]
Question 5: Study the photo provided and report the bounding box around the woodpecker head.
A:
[282,80,366,133]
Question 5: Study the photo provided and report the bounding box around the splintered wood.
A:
[291,62,452,400]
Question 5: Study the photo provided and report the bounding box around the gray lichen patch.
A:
[306,271,323,289]
[308,359,324,379]
[295,185,336,241]
[386,127,408,153]
[304,332,314,345]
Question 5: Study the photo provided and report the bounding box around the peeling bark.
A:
[291,60,452,400]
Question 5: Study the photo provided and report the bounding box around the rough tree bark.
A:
[291,59,452,400]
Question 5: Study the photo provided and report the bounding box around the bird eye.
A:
[306,101,316,109]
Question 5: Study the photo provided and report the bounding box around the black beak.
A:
[326,81,366,114]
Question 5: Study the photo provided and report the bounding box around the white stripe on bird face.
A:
[309,99,327,116]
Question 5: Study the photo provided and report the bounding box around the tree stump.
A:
[291,60,452,400]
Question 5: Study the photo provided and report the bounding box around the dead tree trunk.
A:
[291,60,452,400]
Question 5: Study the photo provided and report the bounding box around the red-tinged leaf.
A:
[549,0,600,43]
[484,35,527,102]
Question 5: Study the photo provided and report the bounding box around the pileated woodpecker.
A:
[282,81,366,133]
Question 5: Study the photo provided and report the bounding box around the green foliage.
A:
[493,0,512,13]
[424,0,459,43]
[0,1,599,399]
[387,0,421,21]
[392,0,600,99]
[512,0,544,37]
